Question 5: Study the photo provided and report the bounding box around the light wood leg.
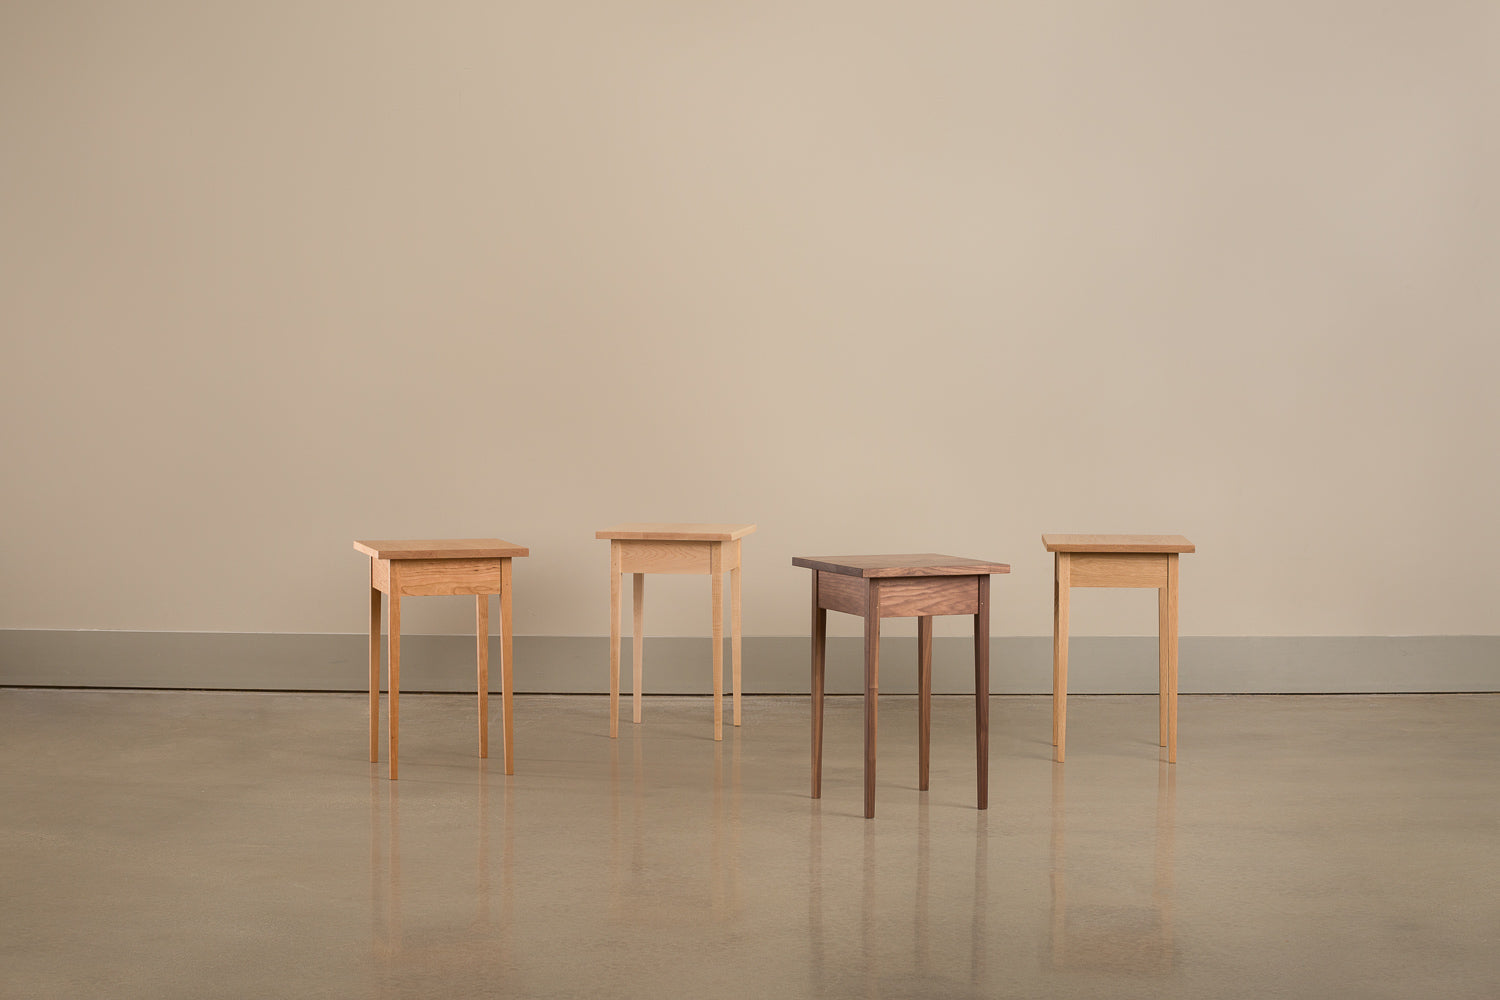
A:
[731,564,742,727]
[1166,553,1179,764]
[610,541,621,738]
[864,581,880,819]
[811,574,826,799]
[477,593,489,759]
[975,575,990,810]
[710,543,724,742]
[1053,553,1070,764]
[501,557,515,775]
[1052,554,1060,748]
[388,575,401,781]
[632,573,644,725]
[369,580,380,764]
[917,615,932,791]
[1158,577,1169,748]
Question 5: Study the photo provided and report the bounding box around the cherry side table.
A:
[355,538,528,779]
[792,553,1011,819]
[597,523,756,741]
[1044,533,1195,764]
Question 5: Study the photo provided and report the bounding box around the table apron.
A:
[816,572,981,618]
[618,539,740,575]
[377,558,504,596]
[1067,552,1168,589]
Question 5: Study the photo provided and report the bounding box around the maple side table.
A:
[1043,534,1195,764]
[355,538,528,779]
[596,523,756,741]
[792,553,1011,819]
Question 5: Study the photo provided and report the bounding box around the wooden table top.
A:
[354,538,530,560]
[596,523,757,541]
[791,554,1012,578]
[1042,533,1194,554]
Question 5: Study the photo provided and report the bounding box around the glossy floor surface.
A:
[3,690,1498,999]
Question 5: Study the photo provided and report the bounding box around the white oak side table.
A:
[355,538,528,779]
[1043,534,1195,764]
[596,523,756,741]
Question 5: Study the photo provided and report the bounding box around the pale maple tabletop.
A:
[596,523,757,541]
[353,538,529,560]
[1042,534,1194,554]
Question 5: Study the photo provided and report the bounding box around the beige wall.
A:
[3,2,1497,645]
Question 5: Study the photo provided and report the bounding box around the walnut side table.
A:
[1044,534,1195,764]
[355,538,528,779]
[596,523,756,741]
[792,553,1011,819]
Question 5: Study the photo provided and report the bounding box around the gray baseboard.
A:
[1,630,1496,694]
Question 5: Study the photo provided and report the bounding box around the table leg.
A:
[632,573,645,725]
[811,574,826,799]
[476,593,489,759]
[1054,553,1070,764]
[501,557,515,775]
[1158,575,1169,749]
[731,562,742,728]
[917,615,932,791]
[369,579,380,764]
[388,572,401,781]
[710,543,724,742]
[864,581,880,819]
[610,541,621,738]
[975,574,990,810]
[1166,553,1179,764]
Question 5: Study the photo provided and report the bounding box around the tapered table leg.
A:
[711,544,723,742]
[1159,576,1169,749]
[501,557,515,775]
[1053,554,1070,764]
[864,582,880,819]
[632,573,645,725]
[917,616,932,791]
[610,541,621,738]
[975,575,990,810]
[369,579,381,764]
[476,593,489,758]
[731,563,742,727]
[1166,554,1179,764]
[388,578,401,781]
[811,574,826,799]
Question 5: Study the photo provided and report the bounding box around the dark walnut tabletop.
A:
[791,554,1011,578]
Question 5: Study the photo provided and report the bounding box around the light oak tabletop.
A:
[1041,534,1195,554]
[596,523,757,541]
[353,539,530,560]
[791,554,1012,578]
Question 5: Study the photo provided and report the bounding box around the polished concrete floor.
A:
[2,690,1498,999]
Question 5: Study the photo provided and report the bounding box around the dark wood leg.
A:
[974,575,990,810]
[864,581,881,819]
[917,615,932,791]
[369,580,380,764]
[811,573,826,799]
